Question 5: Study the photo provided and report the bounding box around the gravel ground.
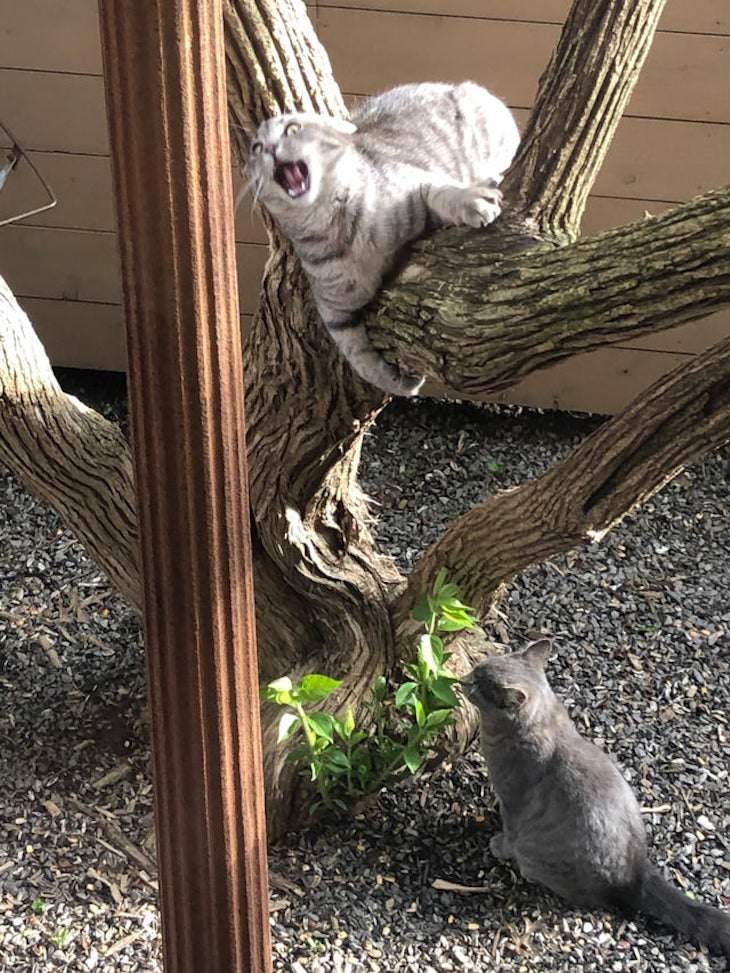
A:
[1,375,728,972]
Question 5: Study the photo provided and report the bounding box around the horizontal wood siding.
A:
[0,0,727,412]
[320,10,730,123]
[311,2,730,35]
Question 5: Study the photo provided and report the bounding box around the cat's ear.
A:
[501,686,527,711]
[296,113,357,135]
[325,116,358,135]
[524,638,551,670]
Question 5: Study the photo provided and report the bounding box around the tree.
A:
[1,0,729,838]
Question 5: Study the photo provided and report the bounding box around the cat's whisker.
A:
[234,182,251,216]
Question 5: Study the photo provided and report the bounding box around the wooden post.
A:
[97,2,273,971]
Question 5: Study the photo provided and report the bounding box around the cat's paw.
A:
[454,182,503,228]
[490,832,512,860]
[380,369,425,397]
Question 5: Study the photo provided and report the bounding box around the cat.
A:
[464,640,730,957]
[246,82,519,396]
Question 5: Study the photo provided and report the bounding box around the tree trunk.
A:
[1,0,729,839]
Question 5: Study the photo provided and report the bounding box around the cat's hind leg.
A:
[325,317,424,397]
[423,179,503,229]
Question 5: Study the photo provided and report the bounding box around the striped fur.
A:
[466,643,730,957]
[247,82,519,395]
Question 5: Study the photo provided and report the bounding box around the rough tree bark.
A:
[1,0,729,837]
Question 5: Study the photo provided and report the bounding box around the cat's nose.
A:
[264,143,278,159]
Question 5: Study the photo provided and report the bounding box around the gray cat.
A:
[465,641,730,957]
[247,82,519,395]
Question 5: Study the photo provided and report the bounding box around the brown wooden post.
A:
[97,1,273,971]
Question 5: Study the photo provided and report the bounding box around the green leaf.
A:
[309,761,320,781]
[395,682,418,708]
[425,708,452,729]
[432,567,448,596]
[372,675,388,701]
[260,675,295,704]
[268,676,293,693]
[486,457,502,473]
[437,617,469,632]
[277,712,300,743]
[413,697,426,727]
[343,707,355,739]
[312,735,330,753]
[411,593,433,624]
[326,749,351,773]
[418,634,439,677]
[416,655,430,684]
[430,676,459,707]
[308,712,335,742]
[403,745,421,774]
[31,898,45,916]
[440,614,476,633]
[286,745,309,764]
[298,674,342,703]
[440,603,474,622]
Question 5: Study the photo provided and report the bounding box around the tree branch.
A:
[502,0,667,242]
[400,333,730,619]
[0,277,141,607]
[371,186,730,398]
[223,0,347,136]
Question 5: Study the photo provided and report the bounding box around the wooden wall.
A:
[0,1,728,412]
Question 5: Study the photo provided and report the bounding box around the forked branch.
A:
[502,0,667,242]
[401,334,730,619]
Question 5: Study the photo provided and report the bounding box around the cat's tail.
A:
[635,864,730,957]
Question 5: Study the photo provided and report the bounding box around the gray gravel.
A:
[1,379,728,972]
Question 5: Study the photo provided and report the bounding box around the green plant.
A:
[30,898,46,916]
[51,927,72,949]
[261,569,476,815]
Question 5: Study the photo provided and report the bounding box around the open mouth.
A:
[274,160,310,198]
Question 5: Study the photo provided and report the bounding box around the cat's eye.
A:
[284,122,301,137]
[251,141,263,156]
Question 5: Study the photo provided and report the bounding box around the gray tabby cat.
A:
[465,641,730,957]
[247,82,519,395]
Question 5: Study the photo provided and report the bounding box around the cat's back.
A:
[351,81,519,182]
[553,719,640,813]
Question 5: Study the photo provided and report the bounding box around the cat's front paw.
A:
[454,182,503,228]
[490,832,512,860]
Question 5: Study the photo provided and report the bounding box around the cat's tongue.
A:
[275,160,310,198]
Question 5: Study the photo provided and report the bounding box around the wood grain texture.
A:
[373,187,730,397]
[97,0,272,969]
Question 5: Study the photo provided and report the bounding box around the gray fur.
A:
[465,642,730,957]
[247,82,519,395]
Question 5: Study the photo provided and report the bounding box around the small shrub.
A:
[261,569,476,815]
